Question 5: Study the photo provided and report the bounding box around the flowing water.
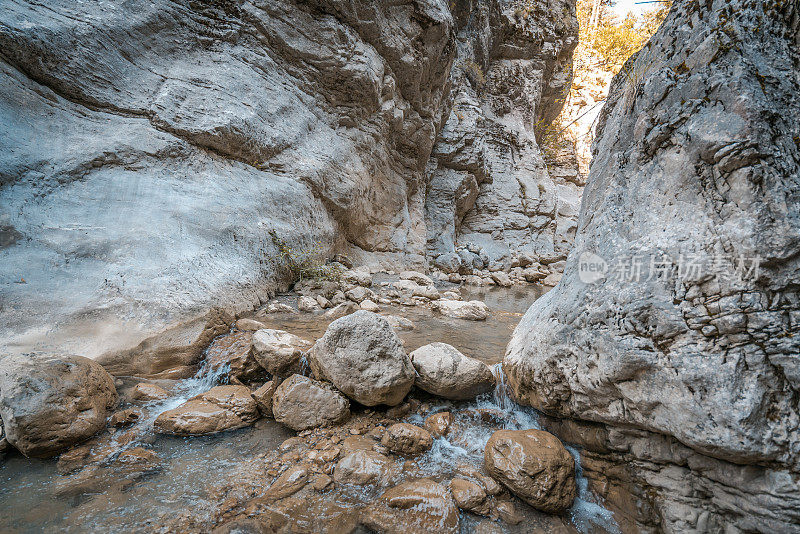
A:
[0,284,619,533]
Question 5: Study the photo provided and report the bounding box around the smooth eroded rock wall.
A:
[0,0,456,364]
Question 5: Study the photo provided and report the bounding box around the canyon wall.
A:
[0,0,579,370]
[0,0,449,365]
[505,0,800,531]
[425,0,580,272]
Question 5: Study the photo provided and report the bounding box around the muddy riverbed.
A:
[0,283,619,533]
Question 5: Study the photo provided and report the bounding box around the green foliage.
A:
[591,15,647,67]
[269,231,342,283]
[577,0,673,69]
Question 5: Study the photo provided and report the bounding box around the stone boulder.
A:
[234,318,268,332]
[250,329,312,378]
[250,380,277,417]
[0,353,118,457]
[362,478,459,534]
[206,330,264,383]
[381,423,433,455]
[433,300,490,321]
[307,311,414,406]
[345,286,374,304]
[410,343,495,400]
[393,279,440,300]
[400,271,434,286]
[484,429,575,513]
[298,296,321,313]
[343,269,373,288]
[424,412,454,437]
[109,408,143,428]
[271,375,350,431]
[153,385,259,436]
[333,450,395,487]
[323,302,359,320]
[450,478,489,515]
[384,315,415,331]
[131,383,169,402]
[359,299,380,312]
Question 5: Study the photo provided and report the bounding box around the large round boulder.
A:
[333,450,395,486]
[271,374,350,431]
[0,353,118,458]
[307,311,414,406]
[484,429,576,513]
[410,343,495,400]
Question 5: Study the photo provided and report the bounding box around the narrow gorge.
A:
[1,0,798,533]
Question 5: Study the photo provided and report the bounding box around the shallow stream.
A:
[1,284,619,533]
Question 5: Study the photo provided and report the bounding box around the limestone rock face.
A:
[410,342,495,400]
[271,375,350,431]
[504,0,800,530]
[153,385,259,435]
[250,329,312,379]
[425,0,579,271]
[484,429,576,513]
[0,353,118,458]
[0,0,456,366]
[307,311,414,406]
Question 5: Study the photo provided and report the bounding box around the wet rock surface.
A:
[333,450,395,487]
[363,478,460,534]
[308,311,415,406]
[0,353,118,458]
[484,429,576,514]
[271,375,350,431]
[131,382,169,402]
[154,385,259,436]
[381,423,433,456]
[411,342,495,400]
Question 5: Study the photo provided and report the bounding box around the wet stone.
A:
[381,423,433,455]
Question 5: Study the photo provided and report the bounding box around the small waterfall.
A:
[110,358,231,451]
[566,448,622,534]
[491,362,513,411]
